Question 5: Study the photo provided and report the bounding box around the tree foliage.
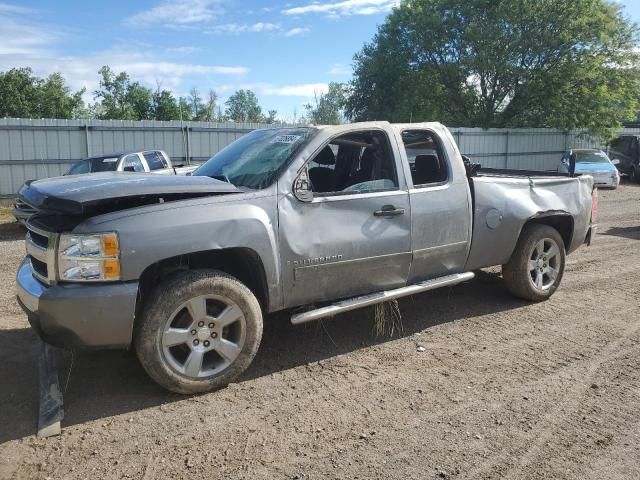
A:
[93,66,154,120]
[346,0,640,138]
[225,89,264,122]
[0,67,85,119]
[0,65,278,123]
[305,82,347,125]
[152,88,181,121]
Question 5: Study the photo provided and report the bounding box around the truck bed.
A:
[477,167,567,178]
[465,172,594,271]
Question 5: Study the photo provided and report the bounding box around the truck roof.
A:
[313,121,446,130]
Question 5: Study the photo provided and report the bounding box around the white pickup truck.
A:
[65,149,197,176]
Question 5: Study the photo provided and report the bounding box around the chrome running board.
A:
[290,272,475,325]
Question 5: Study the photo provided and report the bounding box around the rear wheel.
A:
[135,270,263,394]
[502,224,566,302]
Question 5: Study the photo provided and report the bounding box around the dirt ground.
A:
[0,184,639,480]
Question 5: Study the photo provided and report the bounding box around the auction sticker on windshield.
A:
[272,135,301,144]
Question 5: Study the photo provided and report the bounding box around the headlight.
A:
[58,232,120,281]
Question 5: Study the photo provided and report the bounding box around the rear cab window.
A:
[144,151,168,171]
[400,130,449,187]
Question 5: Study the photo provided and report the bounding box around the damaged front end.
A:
[19,172,241,220]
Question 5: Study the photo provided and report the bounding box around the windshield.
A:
[575,151,610,164]
[67,156,119,175]
[193,128,314,189]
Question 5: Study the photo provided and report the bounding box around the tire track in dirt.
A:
[464,321,640,479]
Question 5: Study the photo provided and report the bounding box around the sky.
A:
[0,0,639,121]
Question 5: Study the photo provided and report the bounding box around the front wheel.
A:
[135,270,263,394]
[502,224,566,302]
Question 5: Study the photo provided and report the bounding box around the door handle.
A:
[374,205,406,217]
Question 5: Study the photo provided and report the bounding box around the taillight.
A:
[591,187,598,223]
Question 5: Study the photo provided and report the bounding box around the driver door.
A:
[277,128,412,309]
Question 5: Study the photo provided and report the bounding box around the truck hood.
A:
[19,172,241,217]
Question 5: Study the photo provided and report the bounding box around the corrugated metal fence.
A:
[0,118,268,197]
[0,118,636,197]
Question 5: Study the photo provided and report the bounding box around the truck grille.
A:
[28,229,49,249]
[14,200,37,214]
[25,222,58,284]
[31,257,48,279]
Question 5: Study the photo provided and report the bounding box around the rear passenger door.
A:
[396,128,472,282]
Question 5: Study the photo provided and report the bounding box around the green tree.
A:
[265,109,278,124]
[152,88,180,121]
[188,87,205,120]
[305,82,346,125]
[0,68,85,119]
[202,89,218,122]
[38,73,85,119]
[225,89,263,122]
[190,88,218,121]
[93,66,153,120]
[0,68,39,117]
[347,0,640,138]
[178,97,193,121]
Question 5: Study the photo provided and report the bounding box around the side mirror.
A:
[611,158,620,166]
[293,167,313,203]
[123,166,135,172]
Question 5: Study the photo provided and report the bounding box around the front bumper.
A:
[16,258,139,349]
[591,175,619,189]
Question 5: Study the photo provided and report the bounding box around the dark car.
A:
[608,135,640,183]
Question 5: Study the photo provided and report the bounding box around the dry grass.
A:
[0,207,14,224]
[372,299,403,338]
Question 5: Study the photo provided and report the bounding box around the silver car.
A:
[558,149,620,189]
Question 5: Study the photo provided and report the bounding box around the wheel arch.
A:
[136,247,270,319]
[520,211,574,251]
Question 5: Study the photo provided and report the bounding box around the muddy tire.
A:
[502,224,566,302]
[135,269,263,394]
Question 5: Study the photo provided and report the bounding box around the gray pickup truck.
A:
[16,122,597,394]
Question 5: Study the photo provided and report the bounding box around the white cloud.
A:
[125,0,224,25]
[328,63,351,75]
[283,0,399,16]
[0,2,34,14]
[218,82,328,97]
[263,83,328,96]
[0,10,60,56]
[0,50,248,103]
[206,22,280,34]
[165,46,201,55]
[284,27,310,37]
[0,7,248,104]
